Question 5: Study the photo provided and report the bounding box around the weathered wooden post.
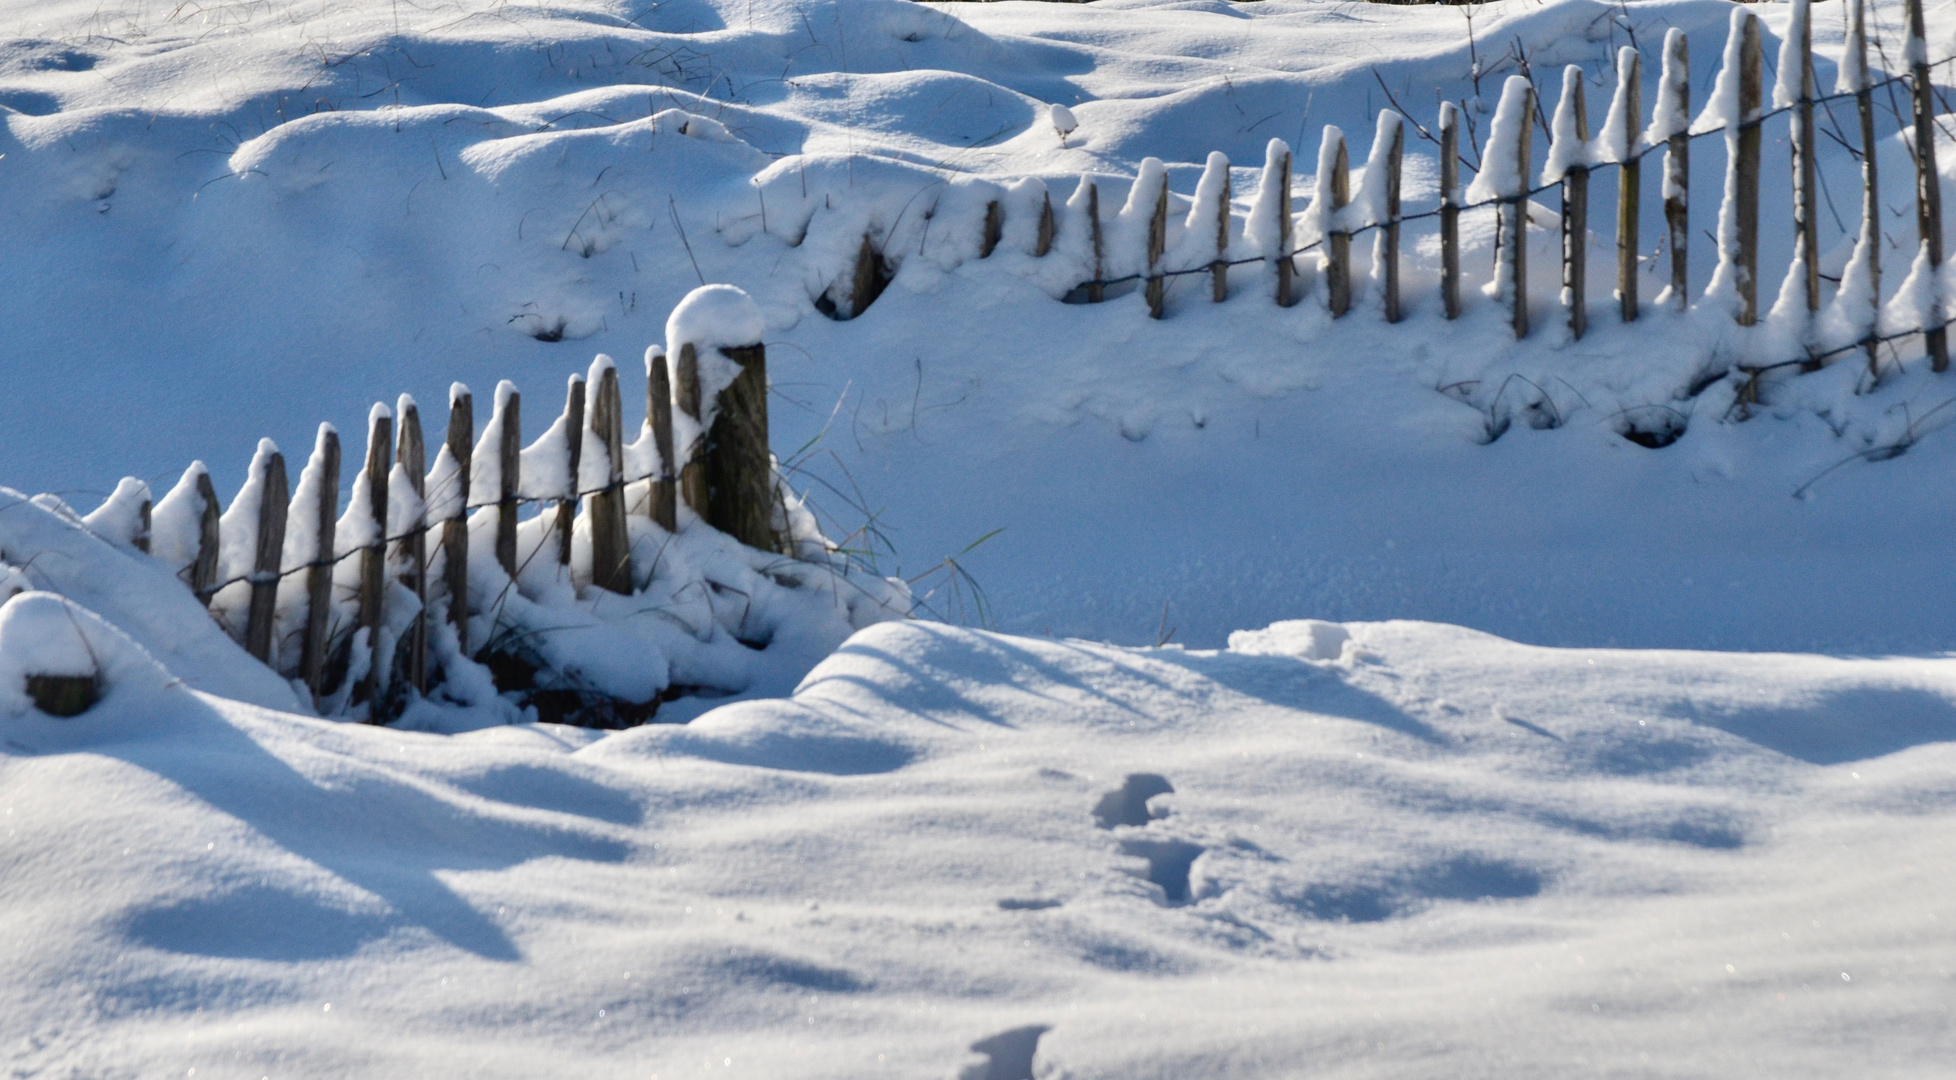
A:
[981,200,1003,258]
[1036,191,1055,257]
[675,345,705,516]
[1612,47,1643,322]
[442,386,471,656]
[1265,141,1295,307]
[1846,0,1882,372]
[492,384,520,580]
[299,425,340,707]
[1659,28,1690,307]
[358,404,392,716]
[555,375,585,569]
[193,469,220,602]
[1201,152,1230,302]
[1085,180,1106,303]
[646,347,677,532]
[395,396,427,694]
[587,359,633,594]
[242,447,288,665]
[1440,102,1461,320]
[668,285,783,553]
[1907,0,1948,370]
[1734,10,1764,326]
[1552,66,1591,340]
[843,234,889,319]
[1775,0,1821,317]
[1144,165,1169,319]
[1473,75,1537,339]
[1376,111,1404,323]
[1320,126,1353,318]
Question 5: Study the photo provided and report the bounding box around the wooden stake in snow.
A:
[1439,102,1461,320]
[358,405,392,716]
[843,234,888,319]
[442,387,471,657]
[135,492,151,554]
[192,468,220,602]
[555,375,585,569]
[1549,66,1590,340]
[1784,0,1820,315]
[1846,0,1882,372]
[1319,127,1353,318]
[1732,11,1764,326]
[1907,0,1948,371]
[395,397,427,695]
[704,343,780,553]
[1086,181,1106,303]
[587,362,632,595]
[1036,191,1055,258]
[646,348,677,532]
[981,200,1003,259]
[1145,169,1169,320]
[1377,113,1404,323]
[496,388,520,580]
[1611,49,1643,323]
[300,425,341,707]
[675,344,705,516]
[1467,76,1537,339]
[1205,153,1230,302]
[1658,30,1690,308]
[1268,144,1295,308]
[242,448,288,665]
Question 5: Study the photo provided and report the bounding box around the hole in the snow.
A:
[1617,405,1688,449]
[1092,773,1173,828]
[1119,838,1203,905]
[963,1024,1050,1080]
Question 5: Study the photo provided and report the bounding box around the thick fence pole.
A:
[1145,169,1169,319]
[1273,145,1294,307]
[676,344,705,515]
[243,450,288,665]
[1440,102,1461,320]
[1662,29,1690,308]
[301,426,341,707]
[1850,0,1882,372]
[1789,0,1820,315]
[1615,48,1643,322]
[1380,113,1404,323]
[703,343,780,553]
[555,375,584,569]
[1736,11,1763,327]
[396,397,427,695]
[1087,181,1106,303]
[443,386,472,657]
[1556,66,1591,340]
[1321,127,1352,318]
[358,405,392,717]
[1505,82,1536,339]
[588,362,632,594]
[1036,191,1055,257]
[981,199,1003,258]
[1908,0,1948,370]
[647,348,677,532]
[496,385,521,580]
[1208,153,1230,302]
[193,470,220,603]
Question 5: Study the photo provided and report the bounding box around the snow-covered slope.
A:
[5,617,1953,1077]
[3,0,1955,652]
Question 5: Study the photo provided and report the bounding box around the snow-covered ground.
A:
[6,0,1956,1075]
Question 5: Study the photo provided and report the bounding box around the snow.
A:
[1542,65,1593,184]
[664,283,768,437]
[1773,0,1813,110]
[5,0,1956,1070]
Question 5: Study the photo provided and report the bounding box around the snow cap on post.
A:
[1544,65,1590,183]
[1696,7,1761,134]
[665,284,764,428]
[1466,75,1537,202]
[1050,103,1077,142]
[1648,28,1691,144]
[1774,0,1812,109]
[1839,0,1869,93]
[1599,47,1641,163]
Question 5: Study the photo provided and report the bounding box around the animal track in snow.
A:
[960,1024,1050,1080]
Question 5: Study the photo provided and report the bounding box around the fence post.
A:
[1145,167,1169,319]
[1553,66,1590,340]
[1270,143,1295,307]
[1785,0,1819,315]
[1735,10,1763,326]
[1086,181,1106,303]
[358,404,392,717]
[300,425,340,708]
[1440,102,1461,320]
[193,469,220,602]
[1204,152,1230,302]
[1907,0,1948,370]
[981,199,1003,258]
[442,386,471,657]
[555,375,584,569]
[395,396,427,695]
[136,492,151,554]
[243,449,288,665]
[1495,78,1535,339]
[495,384,521,580]
[646,347,677,532]
[1613,48,1643,322]
[843,234,888,319]
[704,343,781,553]
[1320,127,1352,318]
[1661,29,1690,308]
[676,344,705,515]
[588,361,632,594]
[1848,0,1882,372]
[1379,112,1404,323]
[1036,191,1055,257]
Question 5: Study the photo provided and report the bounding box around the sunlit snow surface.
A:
[5,619,1955,1076]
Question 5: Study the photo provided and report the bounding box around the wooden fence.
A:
[67,325,780,723]
[823,0,1949,390]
